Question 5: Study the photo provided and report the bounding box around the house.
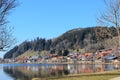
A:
[96,49,117,63]
[85,53,93,61]
[51,57,58,62]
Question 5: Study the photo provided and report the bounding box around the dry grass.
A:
[36,70,120,80]
[16,50,38,59]
[48,74,119,80]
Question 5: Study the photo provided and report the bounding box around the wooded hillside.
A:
[4,26,118,59]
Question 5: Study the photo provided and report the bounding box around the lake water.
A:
[0,63,120,80]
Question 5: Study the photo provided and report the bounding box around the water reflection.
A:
[2,64,120,80]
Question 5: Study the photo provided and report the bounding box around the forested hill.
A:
[4,26,118,59]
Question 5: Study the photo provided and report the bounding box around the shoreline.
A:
[1,61,120,65]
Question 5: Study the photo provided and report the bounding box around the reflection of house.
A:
[95,65,104,72]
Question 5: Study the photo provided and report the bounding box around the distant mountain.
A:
[4,26,118,59]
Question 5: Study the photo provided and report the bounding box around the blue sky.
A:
[0,0,106,58]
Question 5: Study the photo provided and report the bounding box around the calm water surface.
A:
[0,63,120,80]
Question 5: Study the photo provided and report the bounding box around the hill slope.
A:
[4,26,118,59]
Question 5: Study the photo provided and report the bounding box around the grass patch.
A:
[17,50,38,59]
[46,70,120,80]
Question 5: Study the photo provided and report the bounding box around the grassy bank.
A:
[32,70,120,80]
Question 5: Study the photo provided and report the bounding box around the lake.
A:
[0,63,120,80]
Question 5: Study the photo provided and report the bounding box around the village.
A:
[2,47,120,64]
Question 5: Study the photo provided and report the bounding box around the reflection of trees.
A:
[3,67,31,80]
[3,64,70,80]
[48,64,69,77]
[3,64,120,80]
[3,66,51,80]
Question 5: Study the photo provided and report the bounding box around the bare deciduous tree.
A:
[97,0,120,47]
[0,0,18,51]
[0,26,15,51]
[0,0,18,26]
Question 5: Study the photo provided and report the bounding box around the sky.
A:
[0,0,106,58]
